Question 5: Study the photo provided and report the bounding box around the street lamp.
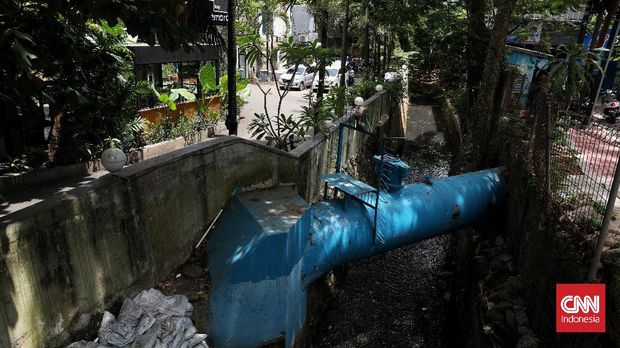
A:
[353,96,365,127]
[375,84,384,92]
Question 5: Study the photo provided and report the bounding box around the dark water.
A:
[311,103,455,348]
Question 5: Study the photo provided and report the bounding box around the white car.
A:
[312,67,342,91]
[277,65,314,90]
[384,71,402,81]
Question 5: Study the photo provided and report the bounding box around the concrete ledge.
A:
[0,161,103,194]
[0,130,214,195]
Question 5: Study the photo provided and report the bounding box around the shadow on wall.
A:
[0,186,145,347]
[0,230,17,347]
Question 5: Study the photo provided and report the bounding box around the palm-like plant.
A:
[548,43,602,110]
[240,35,318,150]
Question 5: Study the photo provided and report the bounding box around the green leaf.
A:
[158,94,177,110]
[219,75,229,94]
[13,39,37,69]
[200,63,218,91]
[172,88,196,101]
[100,20,125,36]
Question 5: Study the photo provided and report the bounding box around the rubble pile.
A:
[475,235,539,348]
[68,289,208,348]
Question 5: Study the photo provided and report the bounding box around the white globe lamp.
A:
[101,138,126,172]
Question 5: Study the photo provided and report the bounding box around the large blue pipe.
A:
[206,168,506,347]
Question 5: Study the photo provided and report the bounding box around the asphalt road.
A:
[233,82,312,139]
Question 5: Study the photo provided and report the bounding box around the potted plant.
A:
[206,109,220,137]
[199,63,250,133]
[100,137,126,172]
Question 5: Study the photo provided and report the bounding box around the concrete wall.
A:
[0,92,396,347]
[1,130,213,195]
[293,92,392,201]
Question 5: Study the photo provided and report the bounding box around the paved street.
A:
[218,82,312,139]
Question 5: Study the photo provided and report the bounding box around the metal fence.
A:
[525,90,620,228]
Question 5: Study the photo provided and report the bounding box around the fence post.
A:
[546,104,552,195]
[588,155,620,282]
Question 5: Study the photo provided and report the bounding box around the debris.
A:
[515,307,529,326]
[68,289,208,348]
[505,309,516,328]
[516,334,538,348]
[182,264,205,279]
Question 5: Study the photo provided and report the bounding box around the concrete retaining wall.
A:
[293,92,392,202]
[0,91,397,347]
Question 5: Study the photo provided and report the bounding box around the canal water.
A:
[311,102,455,347]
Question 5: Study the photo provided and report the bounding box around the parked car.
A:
[277,65,314,90]
[312,67,342,91]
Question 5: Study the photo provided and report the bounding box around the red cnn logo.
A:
[556,284,605,333]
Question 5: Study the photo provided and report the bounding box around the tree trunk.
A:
[590,10,620,104]
[317,11,328,100]
[271,33,275,70]
[362,5,371,79]
[265,35,270,76]
[578,0,595,44]
[384,36,389,71]
[472,0,519,169]
[376,33,381,78]
[363,4,371,63]
[396,30,411,52]
[596,0,620,48]
[590,4,604,51]
[465,0,488,114]
[226,0,238,135]
[340,0,350,88]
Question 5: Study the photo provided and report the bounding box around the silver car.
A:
[278,66,314,90]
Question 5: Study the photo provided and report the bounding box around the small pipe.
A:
[195,209,223,249]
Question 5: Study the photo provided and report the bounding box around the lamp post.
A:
[376,84,384,128]
[226,0,238,135]
[353,96,364,127]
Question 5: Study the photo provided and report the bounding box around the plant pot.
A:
[207,126,216,137]
[101,147,127,172]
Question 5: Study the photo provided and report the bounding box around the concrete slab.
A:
[238,186,308,235]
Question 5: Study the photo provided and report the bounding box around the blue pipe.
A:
[206,168,506,347]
